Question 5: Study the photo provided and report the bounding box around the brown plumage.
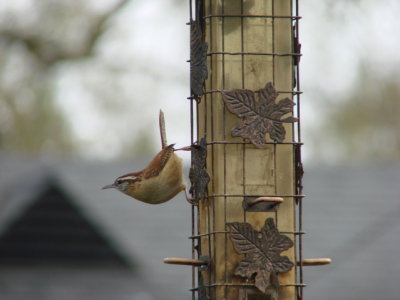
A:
[102,110,192,205]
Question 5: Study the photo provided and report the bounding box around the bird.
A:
[102,110,193,205]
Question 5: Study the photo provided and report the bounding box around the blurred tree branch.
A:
[0,0,130,66]
[0,0,132,156]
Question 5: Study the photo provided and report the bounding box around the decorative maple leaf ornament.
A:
[227,218,294,293]
[222,82,297,147]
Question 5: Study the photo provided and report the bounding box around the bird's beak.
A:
[102,183,116,190]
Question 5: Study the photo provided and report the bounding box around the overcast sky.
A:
[2,0,399,163]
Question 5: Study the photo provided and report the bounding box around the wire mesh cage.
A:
[187,1,304,299]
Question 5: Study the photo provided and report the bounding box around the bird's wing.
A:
[142,144,174,179]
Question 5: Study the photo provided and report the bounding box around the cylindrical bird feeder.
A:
[164,1,330,299]
[190,0,301,299]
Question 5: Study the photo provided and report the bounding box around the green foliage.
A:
[0,88,74,155]
[319,67,400,162]
[0,0,132,157]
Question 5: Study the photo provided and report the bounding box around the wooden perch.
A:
[163,257,209,266]
[249,196,284,206]
[299,258,332,266]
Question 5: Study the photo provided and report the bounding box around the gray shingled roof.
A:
[303,163,400,300]
[0,153,192,300]
[1,153,399,300]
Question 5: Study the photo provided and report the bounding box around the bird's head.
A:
[102,173,141,194]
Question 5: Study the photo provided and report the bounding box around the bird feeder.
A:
[165,1,330,299]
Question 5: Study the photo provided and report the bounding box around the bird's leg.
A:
[183,187,197,206]
[174,146,192,151]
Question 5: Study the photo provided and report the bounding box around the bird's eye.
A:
[116,179,123,185]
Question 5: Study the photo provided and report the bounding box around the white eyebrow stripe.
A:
[118,176,137,181]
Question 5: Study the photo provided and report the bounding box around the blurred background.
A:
[0,0,399,299]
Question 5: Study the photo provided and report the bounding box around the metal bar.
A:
[189,230,305,239]
[201,89,303,95]
[190,282,307,291]
[221,1,228,298]
[207,51,302,57]
[189,2,195,299]
[208,0,215,294]
[207,141,304,145]
[294,1,304,299]
[207,194,305,198]
[203,14,302,20]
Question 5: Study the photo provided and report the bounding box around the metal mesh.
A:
[188,1,303,299]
